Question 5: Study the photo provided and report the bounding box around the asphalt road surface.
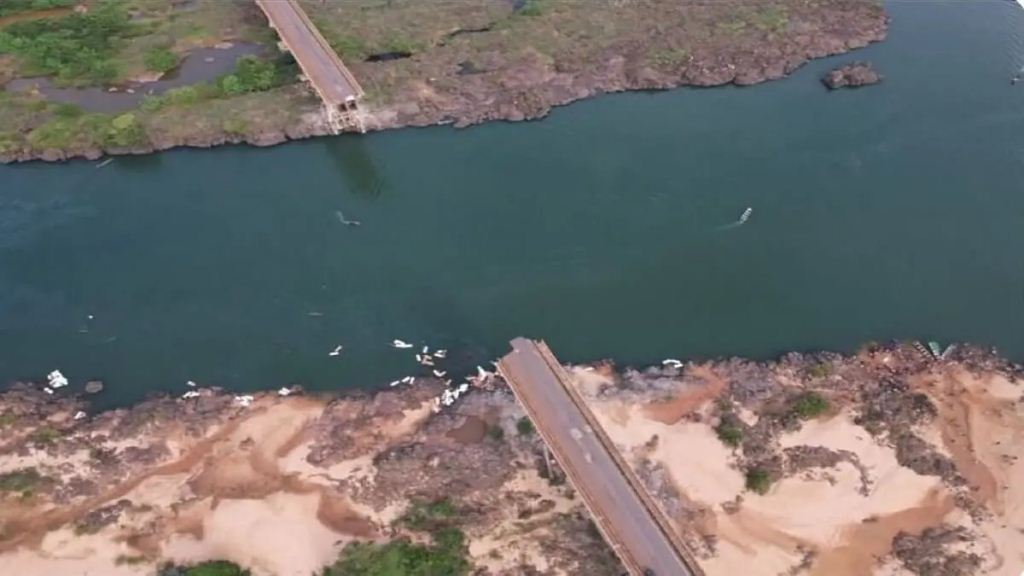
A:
[255,0,360,104]
[498,338,699,576]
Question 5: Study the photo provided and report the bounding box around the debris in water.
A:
[95,158,113,169]
[328,344,343,357]
[73,411,87,420]
[392,339,414,349]
[47,370,69,389]
[433,369,447,378]
[335,210,361,227]
[182,390,200,399]
[277,387,292,397]
[662,359,683,369]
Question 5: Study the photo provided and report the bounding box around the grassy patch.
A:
[649,48,689,68]
[805,363,832,379]
[745,467,772,494]
[115,555,148,566]
[29,425,62,445]
[0,0,74,19]
[158,560,250,576]
[0,468,42,492]
[790,391,829,419]
[0,1,136,84]
[28,110,147,149]
[0,412,17,427]
[403,498,457,531]
[324,528,470,576]
[143,47,179,73]
[751,6,789,32]
[516,416,535,436]
[714,418,744,448]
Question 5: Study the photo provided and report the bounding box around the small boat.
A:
[392,339,414,349]
[95,158,114,169]
[738,207,753,224]
[328,345,343,357]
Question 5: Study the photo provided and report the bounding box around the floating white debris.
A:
[186,380,197,388]
[277,387,292,397]
[422,345,429,354]
[329,345,344,357]
[73,411,86,420]
[47,370,69,389]
[43,387,53,395]
[457,383,469,393]
[433,349,447,358]
[87,314,94,320]
[433,370,447,378]
[415,354,424,363]
[421,356,435,367]
[389,380,401,387]
[234,395,254,407]
[662,359,683,369]
[181,390,200,399]
[392,339,414,349]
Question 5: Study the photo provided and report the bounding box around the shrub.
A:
[0,0,74,18]
[30,426,61,444]
[714,419,743,448]
[0,1,133,84]
[745,467,772,494]
[217,56,279,95]
[516,417,535,436]
[791,392,829,419]
[806,363,832,379]
[158,560,250,576]
[0,468,42,492]
[403,498,457,531]
[486,424,505,442]
[324,530,470,576]
[104,112,146,147]
[518,0,544,17]
[144,48,179,74]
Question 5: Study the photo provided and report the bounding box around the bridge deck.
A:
[254,0,363,107]
[497,338,703,576]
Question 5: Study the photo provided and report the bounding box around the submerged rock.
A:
[822,61,882,90]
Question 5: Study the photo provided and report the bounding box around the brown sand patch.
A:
[809,488,955,576]
[644,364,728,424]
[446,415,487,444]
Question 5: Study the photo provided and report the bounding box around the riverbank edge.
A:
[5,339,1019,415]
[0,25,887,165]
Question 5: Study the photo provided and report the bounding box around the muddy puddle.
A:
[4,43,264,113]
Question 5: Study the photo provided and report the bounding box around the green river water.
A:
[2,1,1023,404]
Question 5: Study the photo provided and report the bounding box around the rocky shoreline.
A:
[1,340,1021,575]
[0,1,888,165]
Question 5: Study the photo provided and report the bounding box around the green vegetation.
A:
[28,111,146,149]
[714,419,744,448]
[790,391,829,419]
[0,1,135,84]
[0,468,42,493]
[751,6,789,32]
[486,423,505,442]
[324,528,470,576]
[0,0,74,18]
[143,47,179,74]
[516,416,535,436]
[649,48,689,68]
[518,0,545,17]
[217,56,281,95]
[403,498,457,531]
[806,363,833,379]
[29,425,61,445]
[0,412,17,427]
[745,467,772,494]
[115,555,148,566]
[324,495,470,575]
[158,561,250,576]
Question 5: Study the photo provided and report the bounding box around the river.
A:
[2,1,1023,405]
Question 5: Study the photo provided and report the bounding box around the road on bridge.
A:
[498,338,703,576]
[255,0,362,106]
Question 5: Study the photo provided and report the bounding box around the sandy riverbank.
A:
[0,341,1019,575]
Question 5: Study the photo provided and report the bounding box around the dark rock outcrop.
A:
[822,61,882,90]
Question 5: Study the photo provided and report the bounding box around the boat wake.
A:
[718,207,753,230]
